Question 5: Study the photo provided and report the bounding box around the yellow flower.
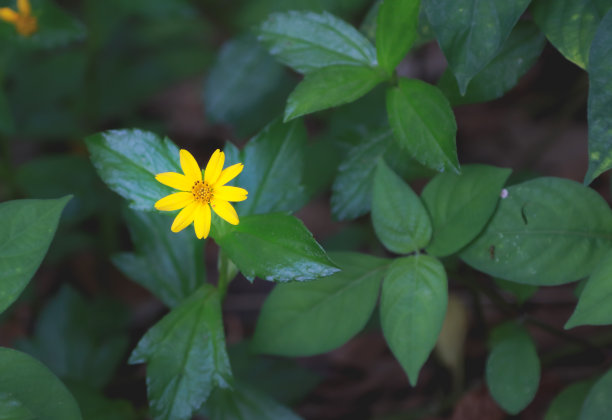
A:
[154,149,248,239]
[0,0,37,37]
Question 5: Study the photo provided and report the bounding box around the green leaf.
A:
[0,347,82,420]
[423,0,531,93]
[0,88,13,134]
[258,11,377,74]
[461,177,612,285]
[381,255,448,385]
[438,21,546,105]
[584,9,612,184]
[213,213,339,282]
[0,196,71,314]
[531,0,611,69]
[86,129,181,211]
[486,323,540,414]
[545,380,593,420]
[386,78,459,172]
[494,278,538,304]
[68,385,137,420]
[0,393,35,420]
[112,209,204,308]
[566,251,612,328]
[129,285,232,420]
[580,368,612,419]
[252,252,388,356]
[376,0,420,74]
[421,164,512,257]
[284,65,386,122]
[372,160,432,254]
[16,286,128,389]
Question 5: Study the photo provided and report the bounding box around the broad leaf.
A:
[580,368,612,419]
[386,78,459,172]
[112,209,204,308]
[0,348,81,420]
[376,0,420,74]
[461,177,612,285]
[545,380,593,420]
[372,160,432,254]
[0,393,35,420]
[585,9,612,184]
[252,252,389,356]
[129,285,232,420]
[284,65,386,122]
[381,255,448,385]
[421,164,512,257]
[213,213,339,282]
[0,196,71,314]
[258,11,377,74]
[423,0,531,93]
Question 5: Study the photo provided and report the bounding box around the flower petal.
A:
[155,172,193,191]
[180,149,202,182]
[214,186,248,202]
[215,163,244,187]
[204,149,225,185]
[171,201,199,232]
[154,192,194,211]
[0,8,19,22]
[17,0,30,15]
[193,204,211,239]
[211,198,239,225]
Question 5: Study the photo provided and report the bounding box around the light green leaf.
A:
[112,209,204,308]
[0,348,82,420]
[372,160,432,254]
[421,164,512,257]
[252,252,388,356]
[0,393,35,420]
[580,368,612,419]
[386,78,459,172]
[284,65,386,122]
[381,255,448,385]
[0,196,71,314]
[258,11,377,74]
[584,9,612,184]
[461,177,612,285]
[213,213,339,282]
[486,323,540,414]
[129,285,232,420]
[376,0,420,74]
[423,0,531,93]
[545,380,593,420]
[531,0,611,69]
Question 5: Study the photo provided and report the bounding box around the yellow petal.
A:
[211,199,239,225]
[215,163,244,187]
[180,149,202,182]
[204,149,225,184]
[154,192,194,211]
[171,201,199,232]
[0,8,18,22]
[214,186,248,202]
[193,204,211,239]
[155,172,193,191]
[17,0,30,15]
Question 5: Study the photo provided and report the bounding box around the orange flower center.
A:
[192,180,213,204]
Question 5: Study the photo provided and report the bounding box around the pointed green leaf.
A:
[461,177,612,285]
[372,160,432,254]
[421,164,512,257]
[381,255,448,385]
[545,380,593,420]
[580,368,612,419]
[386,78,459,172]
[0,196,71,314]
[129,285,232,420]
[376,0,420,74]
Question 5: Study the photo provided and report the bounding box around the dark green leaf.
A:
[423,0,531,93]
[585,10,612,184]
[545,380,593,420]
[252,252,388,356]
[461,177,612,285]
[372,160,432,254]
[386,78,459,172]
[421,164,512,257]
[213,213,339,282]
[112,209,204,308]
[284,65,386,122]
[0,393,35,420]
[258,11,377,73]
[0,88,13,134]
[376,0,420,74]
[531,0,611,69]
[0,196,70,314]
[438,21,546,105]
[381,255,448,385]
[580,368,612,419]
[129,285,232,420]
[494,278,538,304]
[68,385,137,420]
[0,348,81,420]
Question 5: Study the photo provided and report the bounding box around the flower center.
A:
[192,180,213,204]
